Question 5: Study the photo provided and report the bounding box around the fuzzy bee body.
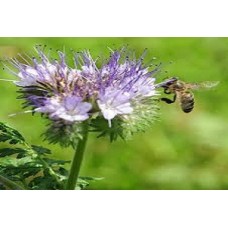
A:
[157,77,219,113]
[178,91,194,113]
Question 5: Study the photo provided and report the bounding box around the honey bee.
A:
[156,77,219,113]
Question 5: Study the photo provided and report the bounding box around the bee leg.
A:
[161,98,174,104]
[161,94,176,104]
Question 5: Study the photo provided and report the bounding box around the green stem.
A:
[0,174,25,190]
[65,122,89,190]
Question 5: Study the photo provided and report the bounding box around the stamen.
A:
[0,78,17,82]
[9,110,33,117]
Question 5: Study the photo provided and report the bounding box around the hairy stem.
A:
[65,122,89,190]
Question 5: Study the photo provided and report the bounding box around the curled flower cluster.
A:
[7,46,160,143]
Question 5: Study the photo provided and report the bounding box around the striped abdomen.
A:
[179,92,195,113]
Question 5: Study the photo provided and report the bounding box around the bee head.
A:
[156,77,178,89]
[164,77,178,86]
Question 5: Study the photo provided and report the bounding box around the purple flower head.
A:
[97,88,133,127]
[8,46,159,129]
[96,48,159,125]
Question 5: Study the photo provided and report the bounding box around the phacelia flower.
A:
[6,46,160,144]
[35,95,92,122]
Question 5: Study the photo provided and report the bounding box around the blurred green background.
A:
[0,37,227,189]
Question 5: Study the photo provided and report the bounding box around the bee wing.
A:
[188,81,220,90]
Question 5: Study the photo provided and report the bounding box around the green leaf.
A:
[56,167,68,177]
[0,122,70,189]
[28,176,57,190]
[0,148,27,158]
[80,176,104,181]
[0,174,24,190]
[75,178,89,190]
[90,117,125,142]
[0,122,25,144]
[31,145,51,155]
[75,176,104,190]
[28,169,64,190]
[43,158,70,166]
[21,167,42,178]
